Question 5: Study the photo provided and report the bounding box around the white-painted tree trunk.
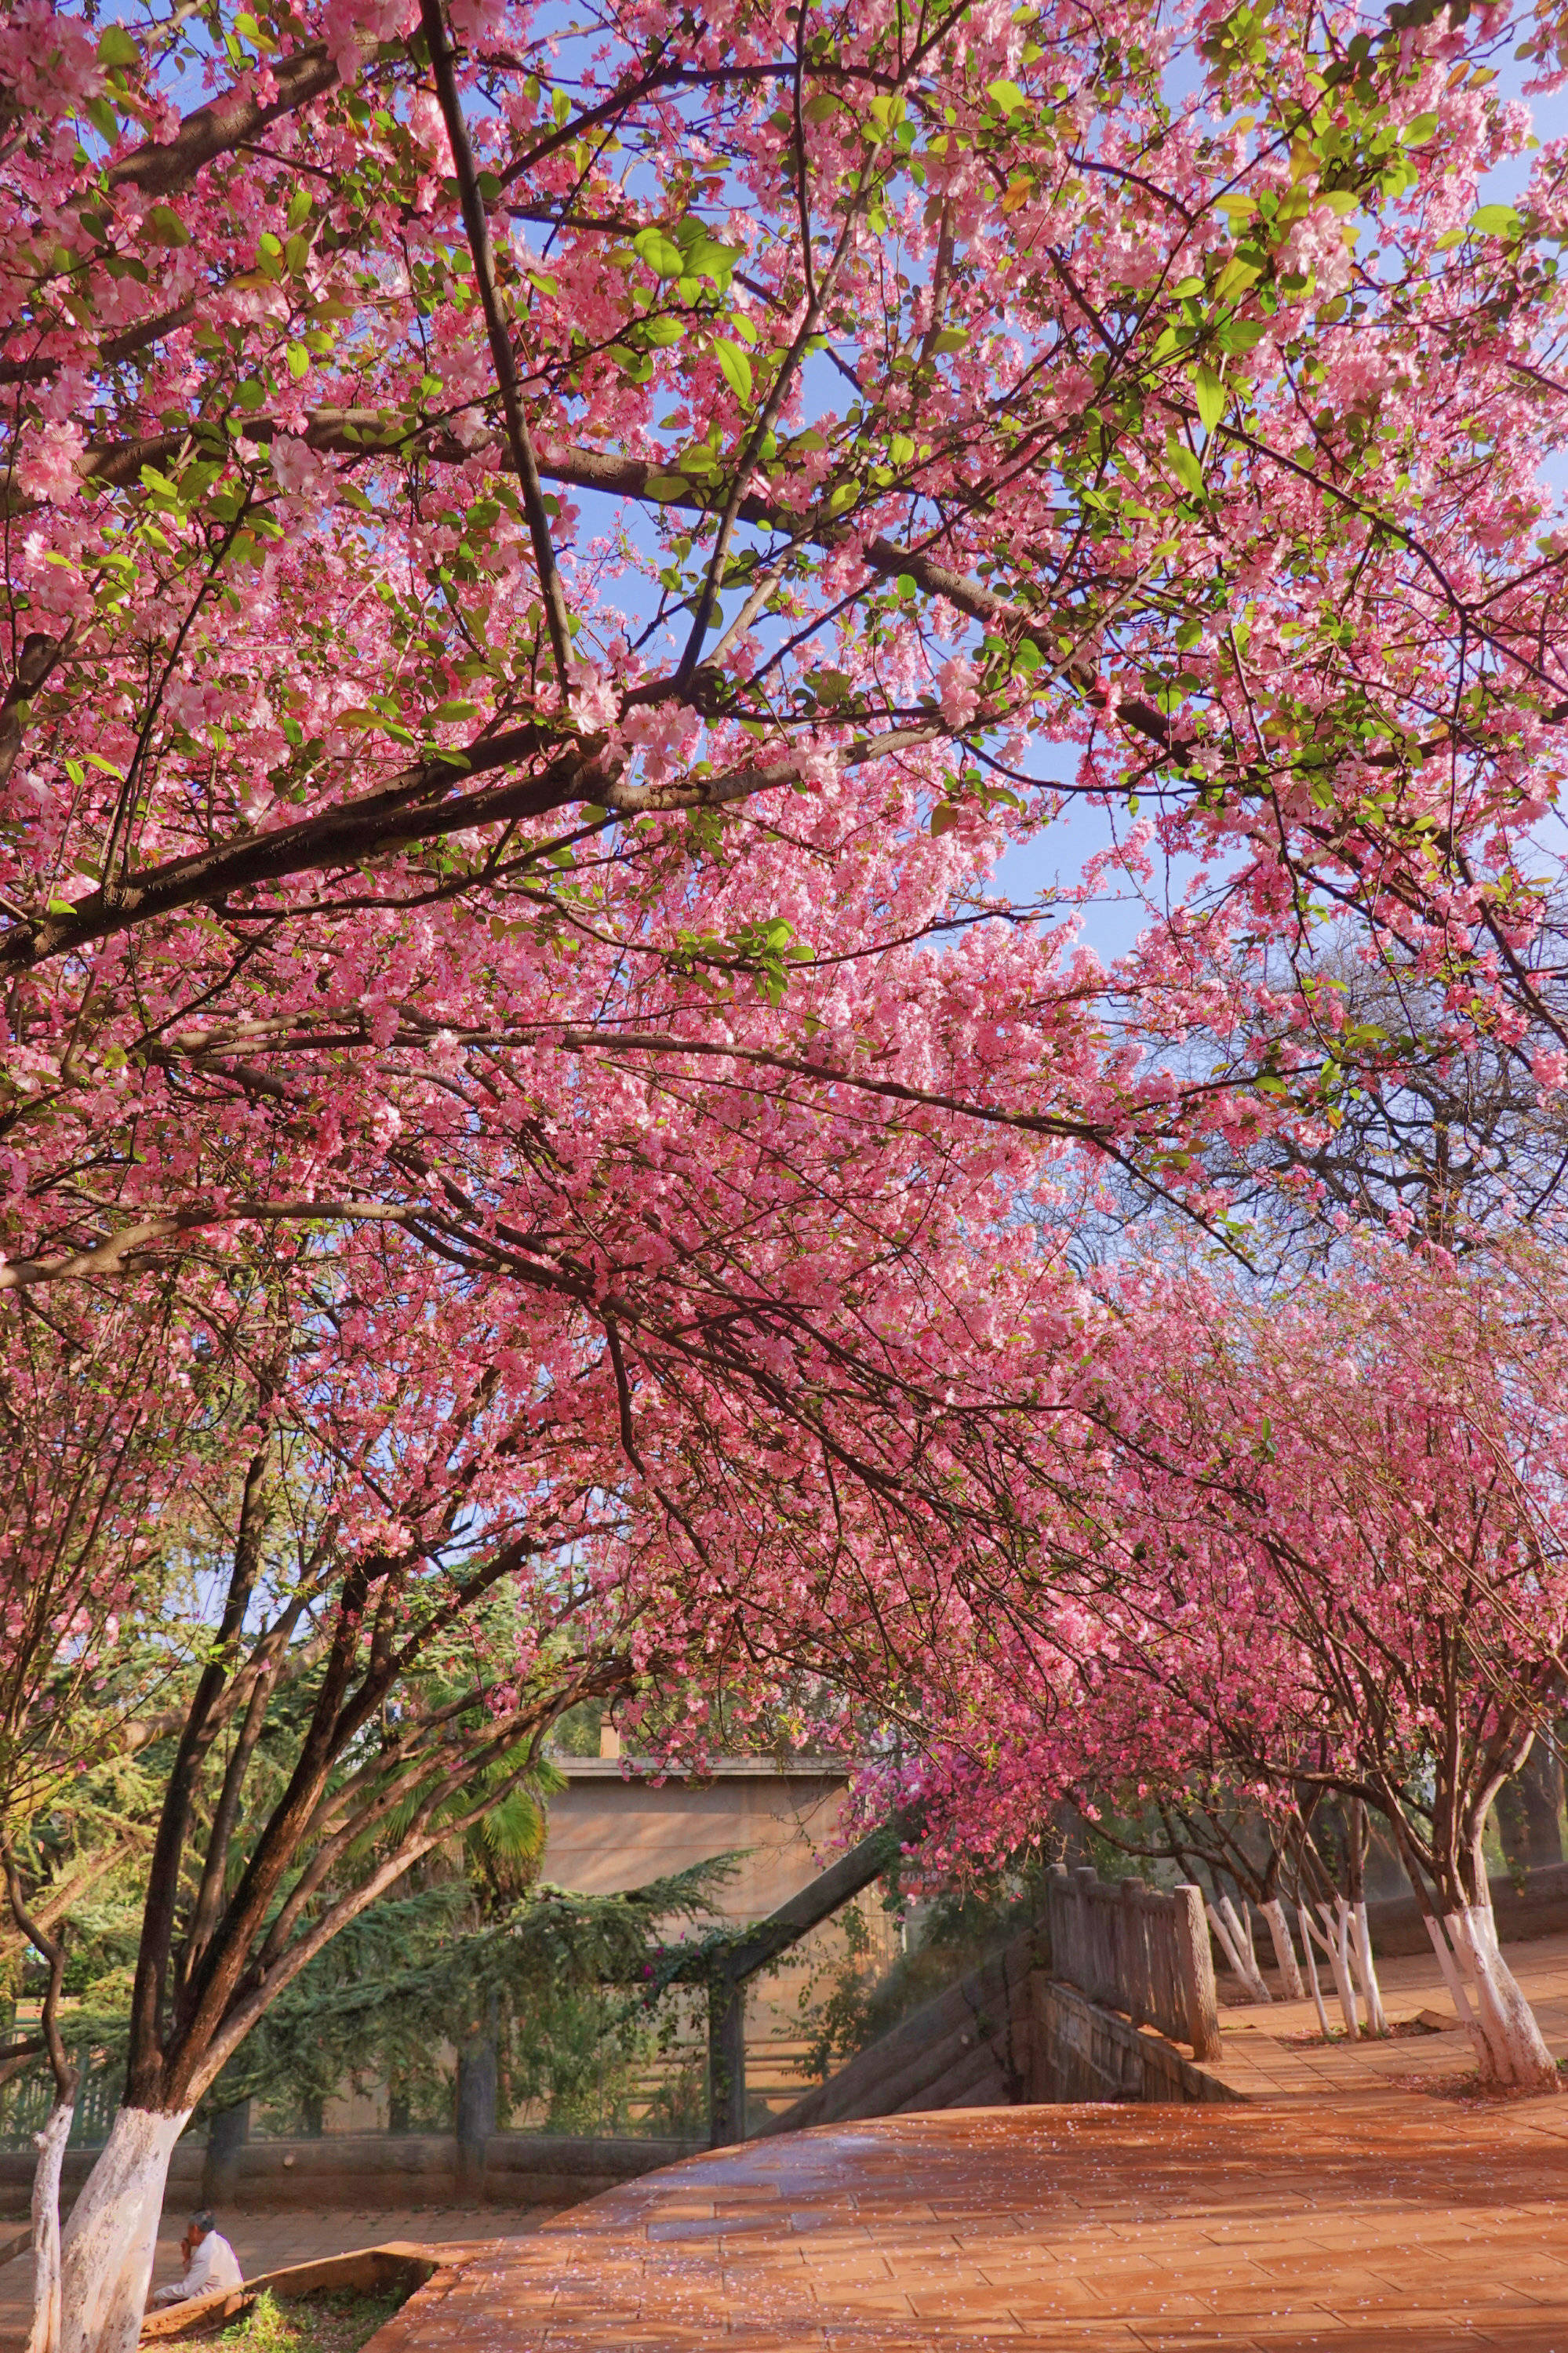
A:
[59,2107,190,2353]
[1309,1903,1361,2036]
[24,2100,73,2353]
[1421,1911,1490,2071]
[1205,1898,1243,1981]
[1348,1900,1387,2036]
[1330,1901,1365,2038]
[1261,1898,1305,2000]
[1209,1897,1270,2002]
[1223,1893,1273,2002]
[1444,1908,1519,2084]
[1454,1904,1560,2092]
[1297,1904,1333,2038]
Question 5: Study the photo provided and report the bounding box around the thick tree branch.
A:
[107,40,375,199]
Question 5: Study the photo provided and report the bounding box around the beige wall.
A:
[540,1758,893,2119]
[540,1759,852,1921]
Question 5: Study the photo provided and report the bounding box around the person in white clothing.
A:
[150,2211,244,2306]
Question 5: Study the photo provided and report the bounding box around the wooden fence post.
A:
[708,1977,747,2149]
[1173,1883,1222,2061]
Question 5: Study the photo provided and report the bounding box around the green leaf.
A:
[1211,256,1261,305]
[712,337,753,404]
[632,227,686,278]
[644,471,695,502]
[141,205,191,249]
[930,328,969,354]
[83,96,119,141]
[679,235,739,283]
[986,79,1026,112]
[1193,365,1226,432]
[96,24,140,66]
[803,91,839,122]
[428,700,478,724]
[1400,112,1438,144]
[1166,438,1206,497]
[930,803,960,836]
[1470,204,1521,237]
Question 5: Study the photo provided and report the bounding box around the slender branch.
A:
[123,1442,271,2100]
[1,1851,76,2105]
[420,0,575,684]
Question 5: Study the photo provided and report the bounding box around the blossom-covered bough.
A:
[3,0,1567,1275]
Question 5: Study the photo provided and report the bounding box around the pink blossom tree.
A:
[869,1236,1568,2089]
[13,1015,1115,2353]
[4,0,1568,2332]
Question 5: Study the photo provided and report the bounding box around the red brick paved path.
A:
[407,2097,1568,2353]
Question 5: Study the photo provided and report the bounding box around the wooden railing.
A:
[671,1814,916,2148]
[1046,1865,1221,2061]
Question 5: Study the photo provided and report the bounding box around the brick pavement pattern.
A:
[420,2096,1568,2353]
[9,1934,1568,2348]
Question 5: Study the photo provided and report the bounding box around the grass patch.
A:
[217,2286,411,2353]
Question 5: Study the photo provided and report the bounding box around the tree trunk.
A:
[25,2097,73,2353]
[1261,1898,1304,2000]
[1206,1897,1269,2002]
[1348,1901,1387,2035]
[1421,1911,1490,2070]
[59,2106,190,2353]
[1444,1909,1519,2083]
[1308,1903,1360,2036]
[1453,1900,1560,2093]
[1222,1894,1271,2002]
[202,2100,249,2208]
[455,2031,497,2198]
[1297,1904,1333,2038]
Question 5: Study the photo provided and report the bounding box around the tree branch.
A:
[420,0,574,685]
[1,1852,76,2106]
